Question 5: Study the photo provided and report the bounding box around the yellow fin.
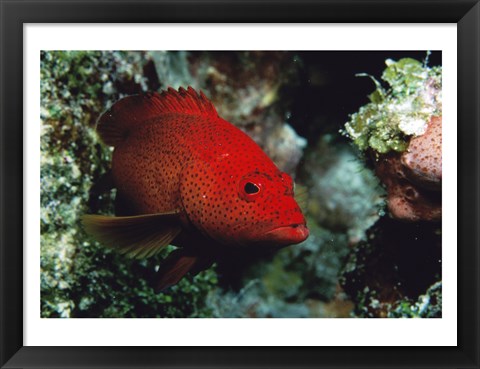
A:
[82,211,181,259]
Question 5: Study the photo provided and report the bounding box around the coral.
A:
[344,57,442,154]
[401,115,442,191]
[343,56,442,222]
[375,155,441,222]
[374,115,442,222]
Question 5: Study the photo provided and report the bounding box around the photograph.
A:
[40,50,443,319]
[2,0,479,366]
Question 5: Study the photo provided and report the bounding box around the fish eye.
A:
[244,182,260,194]
[238,177,263,202]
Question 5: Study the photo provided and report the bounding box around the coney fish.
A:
[83,87,309,291]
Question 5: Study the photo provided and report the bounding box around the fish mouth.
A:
[260,223,309,247]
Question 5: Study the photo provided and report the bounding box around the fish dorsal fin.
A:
[82,211,181,259]
[97,86,218,146]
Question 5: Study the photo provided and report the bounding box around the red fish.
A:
[83,87,308,291]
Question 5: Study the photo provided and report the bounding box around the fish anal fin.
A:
[155,249,211,292]
[82,211,181,259]
[96,87,218,146]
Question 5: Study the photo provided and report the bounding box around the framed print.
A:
[1,0,479,368]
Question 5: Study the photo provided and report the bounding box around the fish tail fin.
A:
[96,87,218,146]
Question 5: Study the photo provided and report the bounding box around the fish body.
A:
[84,87,308,290]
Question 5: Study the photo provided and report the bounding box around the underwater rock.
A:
[340,217,441,318]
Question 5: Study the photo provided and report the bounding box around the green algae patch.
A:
[344,57,442,154]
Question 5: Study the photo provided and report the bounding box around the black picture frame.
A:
[1,0,479,368]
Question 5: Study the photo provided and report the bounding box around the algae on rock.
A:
[344,57,442,154]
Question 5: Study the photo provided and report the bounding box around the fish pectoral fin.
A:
[82,211,182,259]
[294,183,309,213]
[155,249,211,292]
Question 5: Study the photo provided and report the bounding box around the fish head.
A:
[181,161,308,248]
[232,171,309,247]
